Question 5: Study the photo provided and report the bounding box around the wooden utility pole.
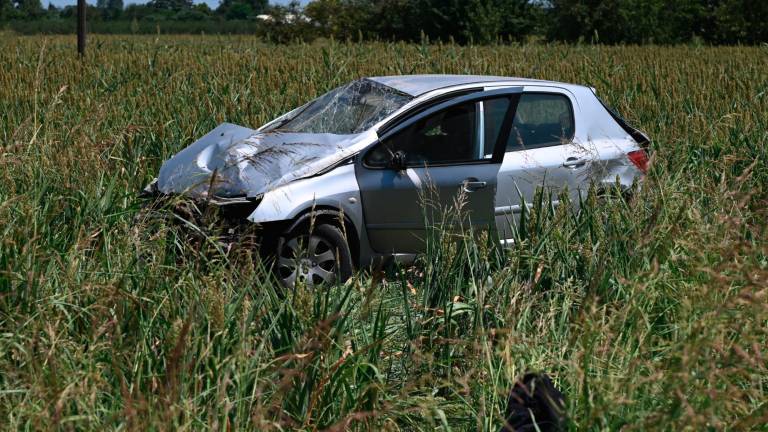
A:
[77,0,86,56]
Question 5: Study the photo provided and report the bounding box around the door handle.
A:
[461,178,487,192]
[563,157,587,169]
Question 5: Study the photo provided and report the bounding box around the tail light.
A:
[627,149,649,174]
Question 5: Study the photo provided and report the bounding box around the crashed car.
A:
[145,75,650,287]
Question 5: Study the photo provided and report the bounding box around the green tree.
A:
[367,0,412,40]
[124,3,155,20]
[217,0,267,18]
[367,0,538,44]
[257,1,315,42]
[14,0,44,19]
[97,0,123,19]
[363,0,468,42]
[148,0,192,12]
[225,1,252,19]
[1,0,16,20]
[108,0,123,13]
[304,0,374,40]
[713,0,768,43]
[193,3,212,15]
[463,0,539,43]
[545,0,714,44]
[545,0,622,43]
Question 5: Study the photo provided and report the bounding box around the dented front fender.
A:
[247,163,364,228]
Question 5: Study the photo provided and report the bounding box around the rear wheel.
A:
[276,224,354,288]
[596,185,633,205]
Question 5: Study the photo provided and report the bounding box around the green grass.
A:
[1,34,767,430]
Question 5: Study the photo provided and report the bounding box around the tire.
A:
[275,223,354,288]
[596,186,633,205]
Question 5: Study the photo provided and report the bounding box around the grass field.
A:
[1,35,767,430]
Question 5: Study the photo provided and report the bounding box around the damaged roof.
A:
[367,74,563,96]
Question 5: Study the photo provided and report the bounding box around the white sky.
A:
[47,0,307,9]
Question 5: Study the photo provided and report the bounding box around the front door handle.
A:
[563,157,587,169]
[462,178,487,192]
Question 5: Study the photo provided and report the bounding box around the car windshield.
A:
[270,79,412,134]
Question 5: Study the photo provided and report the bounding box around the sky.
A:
[47,0,307,9]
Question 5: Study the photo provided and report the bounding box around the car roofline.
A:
[367,74,593,97]
[367,79,591,133]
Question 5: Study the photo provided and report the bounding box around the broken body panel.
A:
[157,124,374,199]
[153,75,648,266]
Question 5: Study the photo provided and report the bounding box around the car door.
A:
[494,90,587,242]
[355,88,522,254]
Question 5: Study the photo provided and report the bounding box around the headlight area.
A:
[135,190,266,254]
[175,195,263,237]
[139,178,159,198]
[210,195,263,221]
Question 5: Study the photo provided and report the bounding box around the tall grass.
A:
[1,35,767,430]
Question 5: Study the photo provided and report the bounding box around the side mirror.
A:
[388,150,407,171]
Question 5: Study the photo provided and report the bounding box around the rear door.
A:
[494,89,586,241]
[355,88,522,254]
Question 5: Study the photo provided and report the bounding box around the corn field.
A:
[1,35,767,430]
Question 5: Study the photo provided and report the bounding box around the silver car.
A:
[147,75,650,287]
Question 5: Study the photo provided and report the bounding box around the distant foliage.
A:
[217,0,268,20]
[96,0,123,19]
[147,0,193,11]
[1,0,768,44]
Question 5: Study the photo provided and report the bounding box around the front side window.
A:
[366,97,511,167]
[269,79,412,135]
[507,93,574,151]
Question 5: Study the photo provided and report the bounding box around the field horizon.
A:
[1,35,767,430]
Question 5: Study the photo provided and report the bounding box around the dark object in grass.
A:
[501,373,566,432]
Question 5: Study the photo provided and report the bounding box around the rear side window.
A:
[507,93,574,151]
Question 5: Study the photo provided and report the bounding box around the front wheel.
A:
[275,224,354,288]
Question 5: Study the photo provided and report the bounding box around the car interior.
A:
[508,93,574,150]
[415,103,478,163]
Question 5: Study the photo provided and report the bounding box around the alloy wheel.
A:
[277,234,338,288]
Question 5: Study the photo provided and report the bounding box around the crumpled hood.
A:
[157,123,374,199]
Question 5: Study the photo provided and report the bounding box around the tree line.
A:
[2,0,767,44]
